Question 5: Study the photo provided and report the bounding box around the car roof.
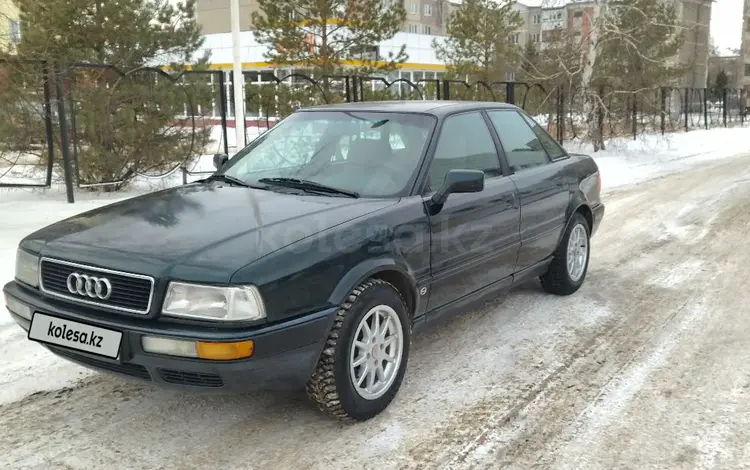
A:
[298,100,520,117]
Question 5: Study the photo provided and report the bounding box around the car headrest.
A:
[347,138,392,164]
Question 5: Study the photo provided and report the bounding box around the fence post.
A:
[555,88,561,143]
[742,89,746,126]
[660,87,666,135]
[228,71,236,139]
[723,88,728,127]
[560,89,566,144]
[556,88,565,144]
[54,65,75,203]
[632,92,637,140]
[597,87,605,145]
[218,70,229,155]
[684,88,689,132]
[344,76,352,103]
[442,80,450,100]
[506,82,515,105]
[41,63,55,187]
[67,81,80,178]
[352,76,358,102]
[703,88,708,130]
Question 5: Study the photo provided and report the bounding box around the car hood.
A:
[24,183,396,281]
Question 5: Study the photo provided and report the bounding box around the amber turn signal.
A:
[196,340,254,360]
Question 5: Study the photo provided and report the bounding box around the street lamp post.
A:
[230,0,245,153]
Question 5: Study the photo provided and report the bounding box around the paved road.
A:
[3,154,750,469]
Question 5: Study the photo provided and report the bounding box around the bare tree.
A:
[519,0,686,151]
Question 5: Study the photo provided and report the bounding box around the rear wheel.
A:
[305,279,411,421]
[540,212,591,296]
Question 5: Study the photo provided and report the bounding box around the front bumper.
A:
[3,281,336,392]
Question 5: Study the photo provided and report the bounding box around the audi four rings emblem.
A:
[66,273,113,300]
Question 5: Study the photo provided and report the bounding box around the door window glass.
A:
[487,111,551,172]
[427,112,500,191]
[520,112,567,160]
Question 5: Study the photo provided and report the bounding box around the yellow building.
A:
[0,0,20,53]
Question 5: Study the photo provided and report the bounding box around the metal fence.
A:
[0,61,747,202]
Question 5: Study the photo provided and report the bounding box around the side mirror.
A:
[430,169,485,205]
[213,153,229,171]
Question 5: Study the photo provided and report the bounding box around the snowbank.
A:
[565,127,750,191]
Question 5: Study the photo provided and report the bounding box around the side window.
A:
[427,112,500,190]
[520,112,567,160]
[487,111,551,172]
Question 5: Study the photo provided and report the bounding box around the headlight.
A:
[15,249,39,287]
[161,282,266,322]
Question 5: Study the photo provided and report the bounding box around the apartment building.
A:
[0,0,21,53]
[515,0,711,88]
[678,0,713,88]
[195,0,258,34]
[512,1,595,50]
[741,0,750,94]
[403,0,446,36]
[513,2,542,47]
[708,55,740,88]
[195,0,446,36]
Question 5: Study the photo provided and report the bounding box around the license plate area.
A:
[29,312,123,361]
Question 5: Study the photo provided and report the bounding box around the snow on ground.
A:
[4,149,750,468]
[0,126,748,406]
[565,127,750,189]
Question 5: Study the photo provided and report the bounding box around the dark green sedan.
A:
[4,101,604,421]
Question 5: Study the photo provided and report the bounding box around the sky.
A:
[523,0,745,55]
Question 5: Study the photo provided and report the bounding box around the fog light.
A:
[142,336,198,358]
[4,294,32,321]
[196,340,254,361]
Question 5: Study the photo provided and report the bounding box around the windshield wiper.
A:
[257,177,360,198]
[202,173,250,187]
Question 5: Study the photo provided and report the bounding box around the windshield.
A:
[220,110,437,197]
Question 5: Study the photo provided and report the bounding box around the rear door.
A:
[423,111,521,312]
[486,110,572,271]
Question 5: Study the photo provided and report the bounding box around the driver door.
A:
[424,111,521,313]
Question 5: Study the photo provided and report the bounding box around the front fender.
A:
[327,257,418,310]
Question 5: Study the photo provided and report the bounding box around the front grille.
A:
[158,369,224,388]
[51,347,152,381]
[40,258,154,314]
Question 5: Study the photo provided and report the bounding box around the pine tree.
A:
[594,0,686,91]
[715,69,729,90]
[4,0,212,189]
[520,40,539,79]
[710,69,730,101]
[251,0,407,93]
[15,0,206,68]
[433,0,523,87]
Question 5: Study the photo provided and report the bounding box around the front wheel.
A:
[540,213,591,296]
[306,279,411,421]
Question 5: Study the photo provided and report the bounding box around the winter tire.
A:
[540,212,591,296]
[306,279,411,422]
